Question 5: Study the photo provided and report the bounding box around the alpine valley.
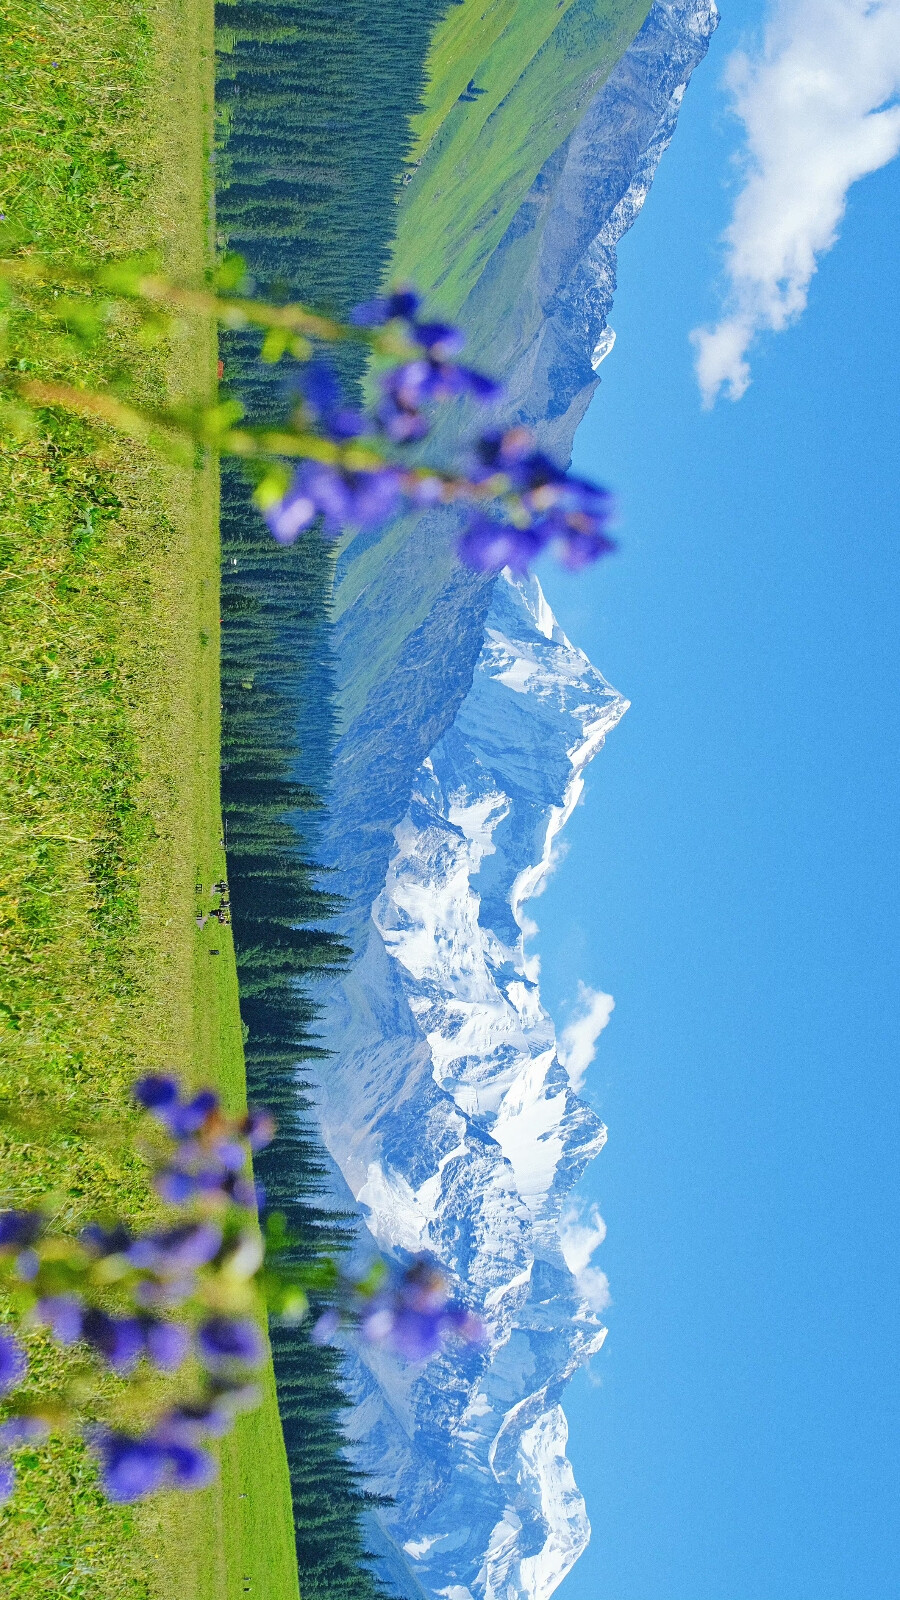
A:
[311,4,718,1596]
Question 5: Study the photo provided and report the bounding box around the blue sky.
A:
[533,3,900,1596]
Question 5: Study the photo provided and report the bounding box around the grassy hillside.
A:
[0,2,298,1596]
[394,0,652,312]
[331,0,651,721]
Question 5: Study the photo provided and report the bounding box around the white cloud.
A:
[558,982,615,1093]
[692,0,900,405]
[560,1203,611,1313]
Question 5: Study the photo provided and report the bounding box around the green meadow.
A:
[0,0,298,1594]
[394,0,651,313]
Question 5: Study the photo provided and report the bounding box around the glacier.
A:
[311,2,719,1596]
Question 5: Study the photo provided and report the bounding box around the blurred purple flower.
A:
[265,461,403,545]
[215,1139,247,1174]
[310,1308,341,1346]
[91,1416,218,1500]
[159,1385,258,1441]
[412,321,466,359]
[133,1073,179,1113]
[162,1440,216,1490]
[81,1309,144,1372]
[456,518,547,575]
[14,1249,39,1281]
[81,1223,132,1258]
[362,1305,443,1361]
[293,358,366,442]
[0,1416,48,1449]
[155,1168,196,1205]
[0,1330,26,1394]
[127,1221,222,1275]
[242,1108,276,1152]
[404,473,445,507]
[134,1274,195,1309]
[0,1211,43,1250]
[166,1089,219,1140]
[375,354,501,445]
[197,1316,264,1372]
[357,1257,484,1363]
[350,288,421,326]
[382,357,500,411]
[0,1459,14,1505]
[35,1294,83,1344]
[144,1319,191,1372]
[90,1429,168,1502]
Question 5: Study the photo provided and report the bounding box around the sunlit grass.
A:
[0,1,299,1594]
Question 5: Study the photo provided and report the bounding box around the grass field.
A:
[393,0,651,313]
[0,1,299,1595]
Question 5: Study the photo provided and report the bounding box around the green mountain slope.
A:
[329,0,652,733]
[395,0,652,313]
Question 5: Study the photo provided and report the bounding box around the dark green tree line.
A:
[215,3,448,1593]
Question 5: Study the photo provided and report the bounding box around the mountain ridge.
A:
[313,4,719,1594]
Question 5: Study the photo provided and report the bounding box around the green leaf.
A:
[215,251,247,292]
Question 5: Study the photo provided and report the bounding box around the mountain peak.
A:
[314,574,624,1599]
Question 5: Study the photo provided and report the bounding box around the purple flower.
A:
[382,358,500,411]
[350,288,421,326]
[155,1168,197,1205]
[144,1320,191,1372]
[471,427,561,487]
[15,1249,39,1281]
[551,519,617,570]
[157,1387,257,1441]
[310,1309,341,1346]
[0,1416,49,1449]
[375,390,431,444]
[0,1330,26,1395]
[81,1223,132,1258]
[242,1108,276,1152]
[135,1076,220,1139]
[166,1089,219,1139]
[456,517,548,575]
[265,462,403,545]
[134,1274,195,1310]
[356,1256,484,1362]
[81,1309,144,1372]
[161,1440,216,1490]
[440,1305,486,1344]
[411,321,466,359]
[90,1429,168,1502]
[293,358,367,442]
[215,1139,247,1174]
[0,1211,43,1250]
[0,1459,14,1505]
[362,1305,443,1361]
[197,1316,264,1372]
[404,473,445,507]
[90,1419,219,1500]
[375,355,501,444]
[128,1221,222,1275]
[35,1294,83,1344]
[133,1074,179,1113]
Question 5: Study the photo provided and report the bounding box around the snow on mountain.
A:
[312,575,626,1600]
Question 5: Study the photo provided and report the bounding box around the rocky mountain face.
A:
[312,5,718,1596]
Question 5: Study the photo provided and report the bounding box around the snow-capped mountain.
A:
[313,4,718,1595]
[315,575,627,1600]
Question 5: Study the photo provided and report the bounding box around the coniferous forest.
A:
[215,2,447,1593]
